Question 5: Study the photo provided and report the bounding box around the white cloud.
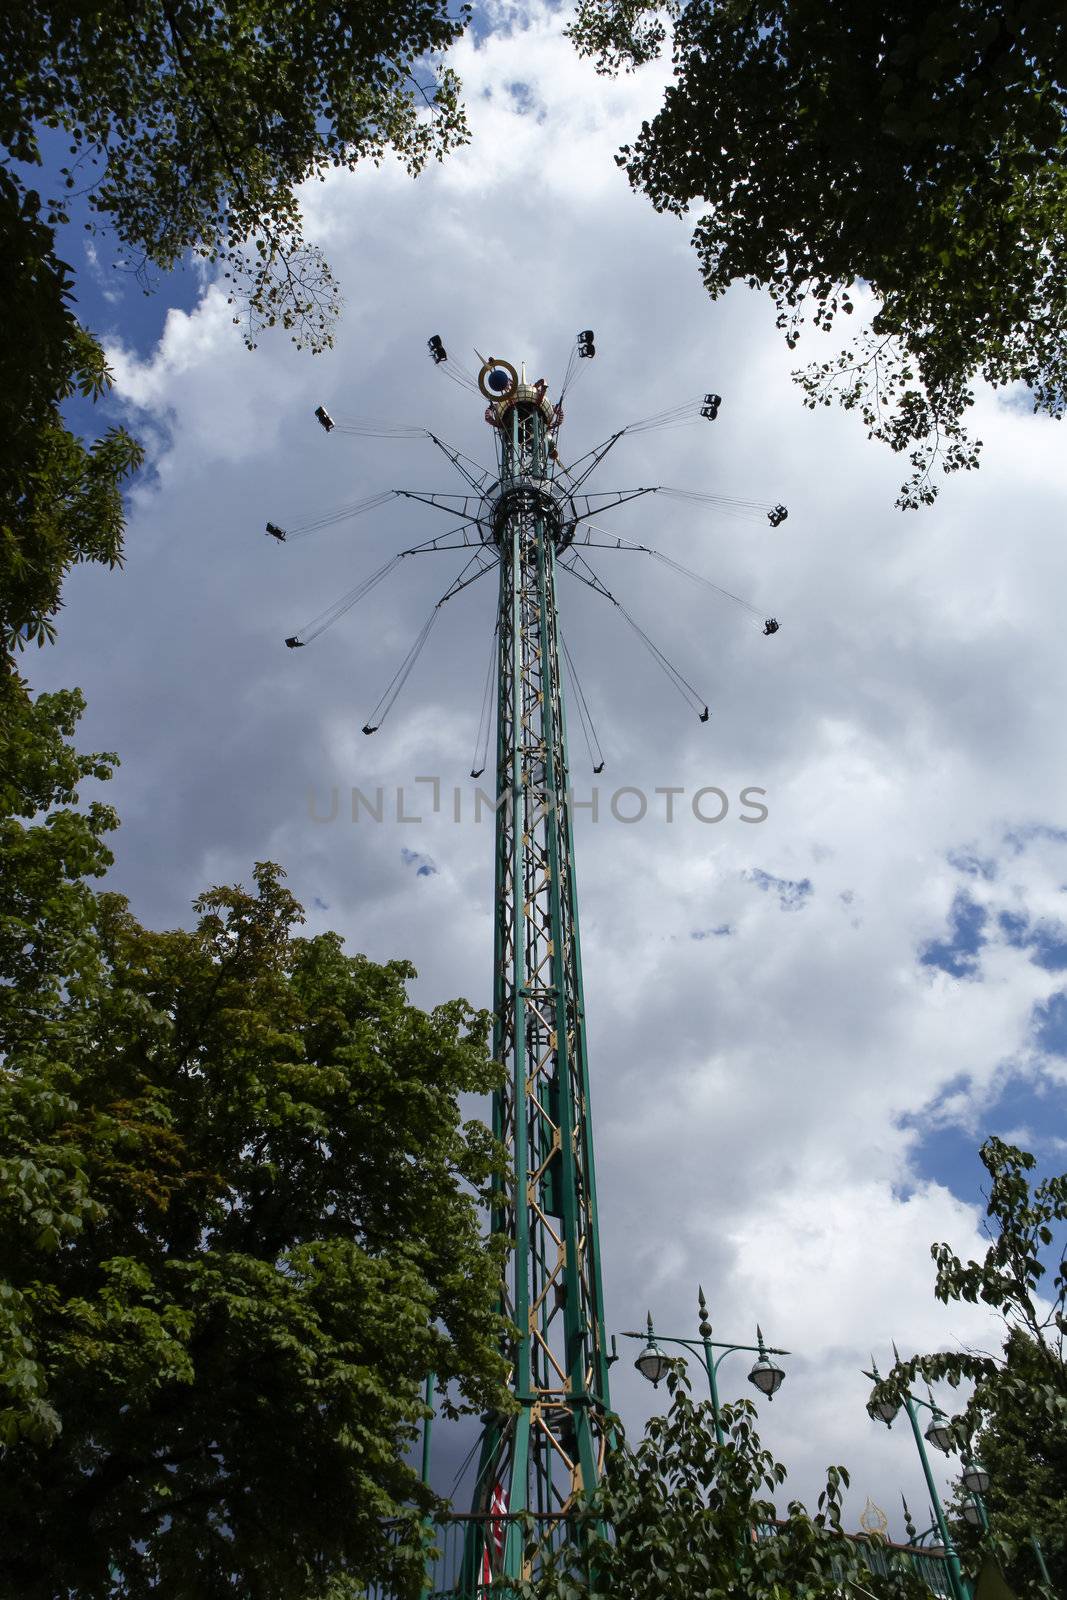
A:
[35,0,1067,1539]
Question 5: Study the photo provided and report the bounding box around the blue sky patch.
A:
[903,1071,1067,1207]
[1033,990,1067,1056]
[1003,822,1067,856]
[401,847,438,878]
[901,1120,989,1209]
[919,891,987,979]
[997,911,1067,972]
[747,869,812,911]
[21,127,203,453]
[691,925,733,940]
[947,846,996,881]
[507,81,536,114]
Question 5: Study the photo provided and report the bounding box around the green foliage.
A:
[875,1138,1066,1594]
[0,692,510,1599]
[568,1,1067,507]
[0,168,142,657]
[0,0,473,665]
[522,1364,930,1600]
[0,684,118,1038]
[2,0,472,654]
[3,0,470,352]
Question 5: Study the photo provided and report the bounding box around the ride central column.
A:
[473,369,612,1566]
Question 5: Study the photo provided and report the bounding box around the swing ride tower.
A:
[472,357,611,1562]
[274,332,788,1591]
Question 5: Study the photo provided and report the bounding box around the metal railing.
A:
[850,1534,955,1596]
[392,1511,955,1600]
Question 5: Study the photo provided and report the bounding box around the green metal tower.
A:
[277,335,786,1591]
[470,357,612,1569]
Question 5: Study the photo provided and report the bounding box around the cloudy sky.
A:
[37,0,1067,1543]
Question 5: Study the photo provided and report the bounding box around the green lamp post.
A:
[884,1383,1053,1593]
[625,1287,788,1447]
[865,1353,969,1600]
[957,1452,1054,1587]
[959,1453,990,1534]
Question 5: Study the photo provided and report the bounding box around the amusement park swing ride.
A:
[265,332,787,1583]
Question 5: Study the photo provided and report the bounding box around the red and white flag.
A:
[481,1481,509,1588]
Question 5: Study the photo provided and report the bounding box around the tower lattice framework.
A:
[471,375,611,1569]
[274,336,788,1591]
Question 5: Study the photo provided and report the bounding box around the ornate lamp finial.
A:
[902,1495,918,1544]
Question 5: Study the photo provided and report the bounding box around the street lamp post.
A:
[885,1380,1054,1592]
[957,1450,1056,1584]
[420,1372,436,1595]
[865,1355,969,1600]
[959,1453,990,1534]
[624,1287,788,1448]
[1029,1534,1054,1590]
[895,1401,1055,1587]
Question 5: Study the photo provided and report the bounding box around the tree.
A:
[0,695,510,1599]
[876,1138,1066,1595]
[3,0,470,352]
[1,2,471,662]
[0,684,119,1050]
[522,1366,930,1600]
[0,169,143,661]
[567,1,1067,507]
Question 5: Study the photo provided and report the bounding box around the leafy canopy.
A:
[568,1,1067,507]
[0,169,142,657]
[3,0,470,351]
[0,691,510,1600]
[875,1138,1066,1595]
[2,0,472,657]
[1,0,473,663]
[523,1365,931,1600]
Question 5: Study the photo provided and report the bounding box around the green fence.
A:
[399,1512,955,1600]
[836,1532,955,1596]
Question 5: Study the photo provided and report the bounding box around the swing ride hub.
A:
[486,478,571,545]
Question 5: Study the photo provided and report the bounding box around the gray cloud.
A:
[30,1,1067,1535]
